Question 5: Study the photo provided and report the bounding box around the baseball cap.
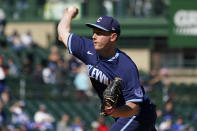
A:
[86,16,121,35]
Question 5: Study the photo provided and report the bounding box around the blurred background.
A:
[0,0,197,131]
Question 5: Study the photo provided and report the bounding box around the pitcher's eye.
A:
[93,32,102,36]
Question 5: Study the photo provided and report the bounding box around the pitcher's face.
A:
[92,28,113,51]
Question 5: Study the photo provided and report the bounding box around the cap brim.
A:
[86,23,110,32]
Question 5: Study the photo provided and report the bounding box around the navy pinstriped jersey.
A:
[67,34,144,107]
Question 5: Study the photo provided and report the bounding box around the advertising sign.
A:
[169,0,197,47]
[44,2,81,20]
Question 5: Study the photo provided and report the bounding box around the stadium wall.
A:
[122,48,151,72]
[5,22,56,48]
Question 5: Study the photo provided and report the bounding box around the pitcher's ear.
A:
[110,33,118,42]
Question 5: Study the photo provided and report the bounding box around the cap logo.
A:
[97,17,102,22]
[112,27,115,31]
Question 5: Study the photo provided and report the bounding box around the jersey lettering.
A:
[87,64,110,85]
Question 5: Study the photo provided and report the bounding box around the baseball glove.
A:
[100,77,122,116]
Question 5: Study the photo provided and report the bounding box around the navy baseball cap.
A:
[86,16,121,35]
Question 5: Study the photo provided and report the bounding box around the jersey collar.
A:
[97,49,120,63]
[107,51,119,61]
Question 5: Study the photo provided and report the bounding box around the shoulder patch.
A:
[134,87,143,97]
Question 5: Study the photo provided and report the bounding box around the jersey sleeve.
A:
[122,69,144,104]
[67,33,93,63]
